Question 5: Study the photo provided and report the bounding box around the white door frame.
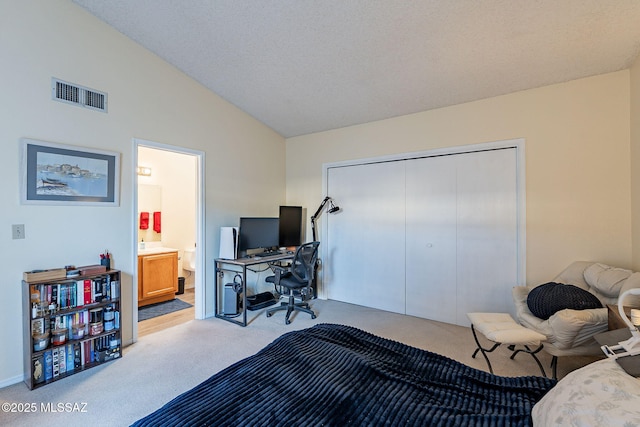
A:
[132,138,206,341]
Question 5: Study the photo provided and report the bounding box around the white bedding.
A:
[532,358,640,426]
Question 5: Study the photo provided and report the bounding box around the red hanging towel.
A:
[139,212,149,230]
[153,211,161,233]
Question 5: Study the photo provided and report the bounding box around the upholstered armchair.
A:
[512,261,640,377]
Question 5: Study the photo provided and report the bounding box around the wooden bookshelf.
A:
[22,270,122,390]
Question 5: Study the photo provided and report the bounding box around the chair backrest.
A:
[290,241,320,283]
[554,261,637,305]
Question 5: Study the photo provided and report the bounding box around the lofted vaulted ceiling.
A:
[73,0,640,138]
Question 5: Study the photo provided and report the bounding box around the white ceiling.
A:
[73,0,640,138]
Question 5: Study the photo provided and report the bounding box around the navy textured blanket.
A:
[132,323,555,426]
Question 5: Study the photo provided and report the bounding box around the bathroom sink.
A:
[138,246,178,255]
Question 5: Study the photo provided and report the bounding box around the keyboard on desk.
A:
[252,251,284,259]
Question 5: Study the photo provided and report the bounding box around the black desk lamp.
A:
[309,196,340,298]
[310,196,340,241]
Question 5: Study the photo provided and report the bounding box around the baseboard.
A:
[0,374,24,389]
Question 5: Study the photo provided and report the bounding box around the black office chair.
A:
[266,241,320,324]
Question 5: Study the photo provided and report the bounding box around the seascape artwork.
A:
[36,152,108,197]
[21,138,119,206]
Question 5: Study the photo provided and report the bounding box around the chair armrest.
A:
[546,308,608,349]
[512,285,550,333]
[512,285,539,317]
[268,263,290,284]
[512,285,531,305]
[269,264,289,274]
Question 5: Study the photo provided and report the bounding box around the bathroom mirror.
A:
[138,184,162,242]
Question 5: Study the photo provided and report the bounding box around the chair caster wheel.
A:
[312,315,317,319]
[266,313,272,317]
[286,320,291,325]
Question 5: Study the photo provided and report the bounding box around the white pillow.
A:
[583,263,631,298]
[532,359,640,426]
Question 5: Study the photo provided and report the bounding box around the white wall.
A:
[287,71,632,286]
[631,55,640,272]
[0,0,285,386]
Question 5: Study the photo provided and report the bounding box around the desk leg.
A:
[214,260,219,317]
[214,261,248,327]
[241,264,247,326]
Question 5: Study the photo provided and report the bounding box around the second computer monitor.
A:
[279,206,303,247]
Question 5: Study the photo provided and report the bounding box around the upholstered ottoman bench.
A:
[467,312,548,377]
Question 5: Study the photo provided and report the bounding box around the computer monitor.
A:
[238,217,279,253]
[279,206,303,247]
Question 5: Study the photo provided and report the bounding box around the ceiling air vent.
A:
[51,78,108,113]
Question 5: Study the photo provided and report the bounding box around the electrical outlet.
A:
[12,224,25,239]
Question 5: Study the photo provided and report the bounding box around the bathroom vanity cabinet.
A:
[138,249,178,307]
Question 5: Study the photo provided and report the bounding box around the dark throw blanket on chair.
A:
[132,323,555,427]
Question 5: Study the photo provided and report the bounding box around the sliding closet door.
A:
[403,148,518,326]
[324,143,521,326]
[405,156,457,324]
[455,149,518,324]
[325,161,406,314]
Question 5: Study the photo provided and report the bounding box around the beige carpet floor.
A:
[0,299,601,426]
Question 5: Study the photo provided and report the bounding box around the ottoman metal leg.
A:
[509,344,546,377]
[550,356,558,380]
[470,324,500,374]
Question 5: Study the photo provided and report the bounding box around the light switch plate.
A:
[12,224,25,239]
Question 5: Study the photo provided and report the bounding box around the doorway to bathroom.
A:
[133,139,205,340]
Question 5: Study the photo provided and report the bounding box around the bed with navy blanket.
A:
[132,323,555,426]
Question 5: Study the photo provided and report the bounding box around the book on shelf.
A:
[33,355,45,384]
[58,347,66,373]
[73,343,81,369]
[83,341,92,365]
[110,280,119,299]
[76,280,84,307]
[93,277,104,302]
[51,285,58,310]
[52,348,59,378]
[60,283,74,309]
[84,280,92,305]
[66,344,75,373]
[44,351,52,381]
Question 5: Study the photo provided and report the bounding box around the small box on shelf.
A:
[23,268,66,282]
[78,264,107,276]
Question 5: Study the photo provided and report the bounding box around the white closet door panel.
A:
[405,156,457,323]
[326,161,406,314]
[456,149,518,325]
